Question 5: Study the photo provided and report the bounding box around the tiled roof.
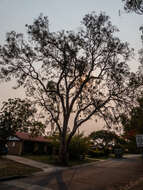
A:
[15,132,51,143]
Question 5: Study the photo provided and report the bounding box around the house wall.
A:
[7,140,51,155]
[23,141,49,154]
[7,141,23,155]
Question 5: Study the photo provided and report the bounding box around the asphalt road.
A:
[1,154,143,190]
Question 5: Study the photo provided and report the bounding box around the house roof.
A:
[15,132,51,143]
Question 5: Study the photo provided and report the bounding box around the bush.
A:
[48,135,60,155]
[47,133,90,161]
[88,149,105,158]
[124,141,139,154]
[69,134,90,160]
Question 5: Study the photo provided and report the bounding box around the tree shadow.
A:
[36,168,78,190]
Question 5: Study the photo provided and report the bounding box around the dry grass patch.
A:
[0,157,41,178]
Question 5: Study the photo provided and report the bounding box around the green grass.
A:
[24,154,100,167]
[68,156,99,166]
[0,157,41,178]
[24,155,57,165]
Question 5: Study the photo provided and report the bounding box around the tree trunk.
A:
[59,139,69,166]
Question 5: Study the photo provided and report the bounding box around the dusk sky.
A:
[0,0,143,134]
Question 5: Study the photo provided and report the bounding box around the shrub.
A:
[124,141,139,154]
[68,134,90,160]
[48,135,60,155]
[88,149,105,158]
[48,133,90,161]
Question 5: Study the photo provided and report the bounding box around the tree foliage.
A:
[68,133,90,160]
[123,0,143,14]
[121,96,143,140]
[0,98,45,141]
[89,130,120,149]
[0,12,138,164]
[120,96,143,153]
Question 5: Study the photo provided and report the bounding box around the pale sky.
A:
[0,0,143,134]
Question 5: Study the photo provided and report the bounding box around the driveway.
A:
[1,154,143,190]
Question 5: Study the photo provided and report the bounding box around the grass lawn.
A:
[68,156,101,167]
[24,154,100,167]
[0,157,41,178]
[24,155,58,165]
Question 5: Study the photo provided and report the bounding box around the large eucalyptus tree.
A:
[0,12,137,165]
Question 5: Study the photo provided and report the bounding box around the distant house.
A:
[7,132,52,155]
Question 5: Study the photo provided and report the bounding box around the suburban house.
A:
[7,132,52,155]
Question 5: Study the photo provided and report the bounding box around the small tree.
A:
[0,12,137,165]
[0,98,45,142]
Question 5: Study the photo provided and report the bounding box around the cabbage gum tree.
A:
[0,12,137,165]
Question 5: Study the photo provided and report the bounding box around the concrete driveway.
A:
[1,154,143,190]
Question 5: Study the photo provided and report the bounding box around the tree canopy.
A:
[123,0,143,14]
[0,12,138,165]
[121,96,143,140]
[89,130,120,149]
[0,98,45,141]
